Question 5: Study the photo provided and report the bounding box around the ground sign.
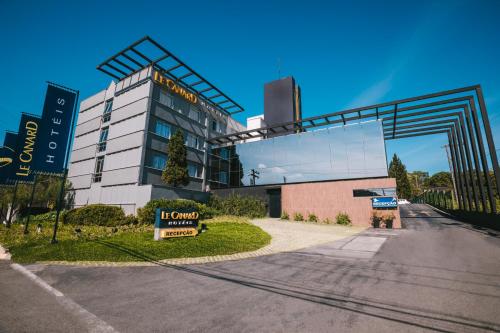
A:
[372,197,398,208]
[154,208,199,240]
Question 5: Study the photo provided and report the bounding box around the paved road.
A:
[2,204,500,332]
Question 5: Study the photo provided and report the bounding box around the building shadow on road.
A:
[94,239,500,333]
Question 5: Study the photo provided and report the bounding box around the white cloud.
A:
[270,166,286,174]
[346,74,394,109]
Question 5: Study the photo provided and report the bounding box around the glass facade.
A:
[209,120,388,188]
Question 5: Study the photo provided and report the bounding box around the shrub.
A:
[293,212,304,221]
[371,210,382,228]
[123,214,139,225]
[383,212,395,228]
[336,212,352,226]
[308,213,318,222]
[137,199,215,225]
[63,204,126,226]
[322,218,333,224]
[30,210,67,222]
[208,194,266,218]
[280,211,289,220]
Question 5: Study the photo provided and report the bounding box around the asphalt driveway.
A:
[2,204,500,332]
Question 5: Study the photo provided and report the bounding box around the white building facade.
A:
[68,65,245,215]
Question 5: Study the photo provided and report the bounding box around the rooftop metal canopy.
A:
[208,85,500,216]
[97,36,244,115]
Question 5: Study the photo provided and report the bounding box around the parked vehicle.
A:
[398,198,410,205]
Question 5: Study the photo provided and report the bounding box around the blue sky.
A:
[1,0,499,175]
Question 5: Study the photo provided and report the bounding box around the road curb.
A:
[0,244,11,260]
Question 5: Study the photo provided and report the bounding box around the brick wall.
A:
[281,178,401,228]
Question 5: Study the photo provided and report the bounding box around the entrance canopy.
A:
[208,85,500,215]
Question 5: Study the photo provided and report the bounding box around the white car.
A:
[398,199,410,205]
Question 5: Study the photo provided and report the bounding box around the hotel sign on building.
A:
[153,71,198,104]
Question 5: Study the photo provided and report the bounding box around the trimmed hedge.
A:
[63,204,126,226]
[137,199,215,225]
[208,194,266,218]
[29,210,67,222]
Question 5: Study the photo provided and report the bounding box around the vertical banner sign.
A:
[34,84,77,174]
[11,114,42,183]
[0,132,18,184]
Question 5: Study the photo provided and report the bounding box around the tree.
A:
[408,171,429,197]
[162,130,190,187]
[425,171,453,188]
[388,154,412,199]
[0,175,74,223]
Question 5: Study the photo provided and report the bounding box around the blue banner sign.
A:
[372,196,398,208]
[11,114,42,183]
[0,132,18,184]
[34,84,77,174]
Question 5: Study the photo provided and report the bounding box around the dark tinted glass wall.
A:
[209,120,388,188]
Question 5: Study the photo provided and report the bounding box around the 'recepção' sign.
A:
[154,208,199,240]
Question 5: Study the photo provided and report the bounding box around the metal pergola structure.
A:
[207,85,500,215]
[97,36,244,115]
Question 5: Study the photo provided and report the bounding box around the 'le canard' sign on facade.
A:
[154,208,199,240]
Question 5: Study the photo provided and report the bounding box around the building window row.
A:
[154,118,204,151]
[102,99,113,123]
[158,90,205,126]
[148,152,201,179]
[97,127,109,152]
[93,156,105,183]
[158,88,230,136]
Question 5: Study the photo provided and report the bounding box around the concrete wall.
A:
[282,178,401,228]
[151,185,210,203]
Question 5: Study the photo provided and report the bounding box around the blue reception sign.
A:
[34,84,77,174]
[372,196,398,208]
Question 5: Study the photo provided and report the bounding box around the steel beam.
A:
[476,87,500,202]
[463,104,488,212]
[468,98,497,214]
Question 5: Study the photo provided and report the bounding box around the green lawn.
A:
[0,216,271,263]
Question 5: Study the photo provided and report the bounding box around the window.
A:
[220,148,229,160]
[102,99,113,123]
[188,163,199,178]
[188,106,200,122]
[159,90,174,108]
[353,188,397,197]
[155,119,171,138]
[97,127,109,152]
[93,156,105,183]
[185,133,203,150]
[219,171,228,184]
[152,153,167,170]
[211,120,226,134]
